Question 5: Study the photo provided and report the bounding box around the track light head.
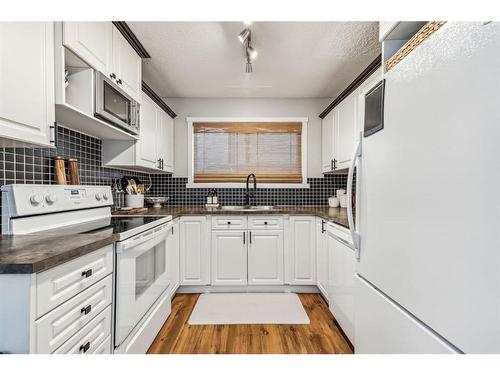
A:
[246,45,257,60]
[238,28,250,44]
[245,61,253,73]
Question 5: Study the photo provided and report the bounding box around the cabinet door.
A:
[287,216,316,285]
[137,93,158,169]
[321,110,335,173]
[327,230,355,343]
[248,230,284,285]
[0,22,54,147]
[112,26,141,101]
[335,93,358,170]
[63,22,112,75]
[180,216,209,285]
[165,223,179,297]
[156,110,174,172]
[316,219,328,300]
[211,231,247,286]
[163,114,174,172]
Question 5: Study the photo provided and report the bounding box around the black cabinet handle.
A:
[243,232,245,244]
[321,220,326,233]
[157,159,162,169]
[227,221,231,225]
[81,305,92,315]
[80,342,90,353]
[264,221,268,225]
[117,78,122,85]
[110,73,116,79]
[81,269,92,278]
[331,159,334,170]
[333,159,337,170]
[249,231,252,244]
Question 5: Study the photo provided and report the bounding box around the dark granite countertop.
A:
[0,233,117,274]
[115,205,351,229]
[0,205,350,275]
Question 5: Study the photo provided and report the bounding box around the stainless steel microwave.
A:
[95,72,140,135]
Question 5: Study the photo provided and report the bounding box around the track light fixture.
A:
[238,28,250,44]
[238,24,257,73]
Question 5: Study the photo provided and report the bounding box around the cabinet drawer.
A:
[35,275,113,354]
[53,306,112,354]
[248,216,283,230]
[36,245,113,318]
[211,216,247,230]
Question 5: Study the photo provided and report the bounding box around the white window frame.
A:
[187,116,309,189]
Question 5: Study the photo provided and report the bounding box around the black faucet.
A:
[245,173,257,207]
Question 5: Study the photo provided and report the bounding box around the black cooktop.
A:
[39,215,167,237]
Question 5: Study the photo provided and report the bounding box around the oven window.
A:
[103,80,130,124]
[135,242,166,299]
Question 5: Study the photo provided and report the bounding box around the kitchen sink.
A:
[220,205,275,211]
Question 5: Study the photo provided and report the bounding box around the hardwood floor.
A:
[147,293,353,354]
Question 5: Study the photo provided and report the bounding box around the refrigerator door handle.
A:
[347,136,362,259]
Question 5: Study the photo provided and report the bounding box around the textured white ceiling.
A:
[127,21,380,98]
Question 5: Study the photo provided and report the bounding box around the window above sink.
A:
[186,117,309,189]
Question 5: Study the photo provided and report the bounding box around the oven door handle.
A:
[116,222,172,253]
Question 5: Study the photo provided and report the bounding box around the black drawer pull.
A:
[80,341,90,353]
[264,221,268,225]
[227,221,231,225]
[81,269,92,278]
[81,305,92,315]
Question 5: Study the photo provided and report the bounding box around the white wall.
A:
[164,98,331,179]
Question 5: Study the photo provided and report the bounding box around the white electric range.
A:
[1,184,173,354]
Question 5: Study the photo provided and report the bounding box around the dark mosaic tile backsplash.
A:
[0,125,350,231]
[149,174,350,206]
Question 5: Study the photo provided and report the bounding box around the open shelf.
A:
[55,103,138,141]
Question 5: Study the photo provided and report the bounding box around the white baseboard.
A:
[177,285,320,294]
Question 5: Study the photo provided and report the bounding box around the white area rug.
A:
[187,293,310,325]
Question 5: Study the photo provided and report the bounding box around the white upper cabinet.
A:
[112,27,142,101]
[211,231,247,286]
[137,93,159,169]
[180,216,210,286]
[248,230,284,285]
[157,110,174,173]
[287,216,316,285]
[335,93,358,170]
[63,22,113,76]
[0,22,55,147]
[63,22,141,102]
[321,110,335,173]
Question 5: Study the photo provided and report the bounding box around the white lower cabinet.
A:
[180,216,210,286]
[166,219,180,297]
[287,216,316,285]
[316,218,329,300]
[327,223,355,344]
[211,231,247,286]
[248,230,284,285]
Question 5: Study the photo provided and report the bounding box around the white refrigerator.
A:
[349,22,500,354]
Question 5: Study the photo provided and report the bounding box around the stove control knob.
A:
[103,192,109,200]
[45,194,57,204]
[95,192,103,201]
[30,194,44,205]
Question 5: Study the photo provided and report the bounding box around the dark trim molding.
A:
[112,21,151,58]
[142,81,177,118]
[319,54,382,119]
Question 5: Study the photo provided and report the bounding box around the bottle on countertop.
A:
[212,189,218,204]
[206,190,213,204]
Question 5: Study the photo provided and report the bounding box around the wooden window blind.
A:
[193,122,303,183]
